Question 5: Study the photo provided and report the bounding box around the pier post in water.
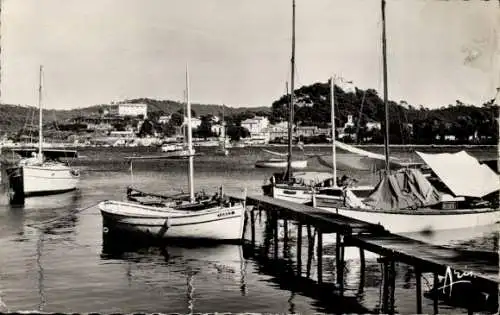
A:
[381,259,390,313]
[306,225,314,279]
[283,218,288,257]
[415,267,422,314]
[273,212,279,260]
[250,208,255,247]
[389,260,396,314]
[433,272,439,314]
[358,247,366,295]
[296,222,302,276]
[335,233,345,292]
[317,230,323,284]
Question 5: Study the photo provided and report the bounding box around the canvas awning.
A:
[293,171,333,186]
[416,150,500,198]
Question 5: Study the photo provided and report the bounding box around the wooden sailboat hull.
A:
[99,200,246,242]
[266,184,374,204]
[9,163,80,196]
[315,198,499,233]
[255,159,307,169]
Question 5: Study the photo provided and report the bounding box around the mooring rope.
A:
[26,201,101,229]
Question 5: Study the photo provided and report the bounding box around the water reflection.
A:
[101,237,247,314]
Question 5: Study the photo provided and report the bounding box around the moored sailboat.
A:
[5,66,80,202]
[311,0,499,234]
[98,66,246,243]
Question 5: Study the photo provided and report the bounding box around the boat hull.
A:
[21,164,80,196]
[315,197,500,233]
[265,184,374,204]
[99,200,246,242]
[255,159,307,169]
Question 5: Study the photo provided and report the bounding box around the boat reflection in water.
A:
[0,188,82,240]
[101,235,247,313]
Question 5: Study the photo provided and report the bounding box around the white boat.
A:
[161,143,184,152]
[5,66,80,199]
[313,0,499,234]
[255,158,307,169]
[99,65,246,242]
[100,199,245,241]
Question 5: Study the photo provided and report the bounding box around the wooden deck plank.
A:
[348,234,499,292]
[232,193,498,293]
[244,194,387,234]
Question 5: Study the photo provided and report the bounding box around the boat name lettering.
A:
[217,210,235,217]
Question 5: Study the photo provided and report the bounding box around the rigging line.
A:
[26,201,101,229]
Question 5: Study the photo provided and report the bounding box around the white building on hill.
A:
[241,116,269,134]
[118,103,148,118]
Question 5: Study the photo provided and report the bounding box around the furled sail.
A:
[310,141,412,171]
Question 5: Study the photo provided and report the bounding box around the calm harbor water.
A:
[0,145,497,314]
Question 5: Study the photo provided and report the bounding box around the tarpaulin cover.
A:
[364,168,441,210]
[416,150,500,198]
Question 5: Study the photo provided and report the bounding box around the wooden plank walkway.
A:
[235,194,499,292]
[347,234,499,293]
[242,194,388,234]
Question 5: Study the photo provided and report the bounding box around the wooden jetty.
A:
[233,194,499,314]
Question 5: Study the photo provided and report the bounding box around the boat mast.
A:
[38,65,43,158]
[330,76,338,187]
[381,0,390,174]
[285,0,296,181]
[186,64,195,202]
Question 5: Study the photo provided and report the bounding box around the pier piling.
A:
[297,222,302,276]
[415,268,422,314]
[231,194,499,314]
[433,272,439,314]
[250,209,255,246]
[317,230,323,284]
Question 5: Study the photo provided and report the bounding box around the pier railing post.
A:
[317,230,323,284]
[297,222,302,277]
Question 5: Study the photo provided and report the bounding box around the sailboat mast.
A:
[381,0,390,174]
[330,76,337,187]
[286,0,296,181]
[38,65,43,157]
[186,64,195,202]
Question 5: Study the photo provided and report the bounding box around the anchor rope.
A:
[26,201,101,229]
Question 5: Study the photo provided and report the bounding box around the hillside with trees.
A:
[1,82,497,145]
[270,81,499,145]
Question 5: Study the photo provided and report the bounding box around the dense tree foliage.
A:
[269,81,499,145]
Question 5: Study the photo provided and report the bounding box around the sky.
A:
[1,0,499,110]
